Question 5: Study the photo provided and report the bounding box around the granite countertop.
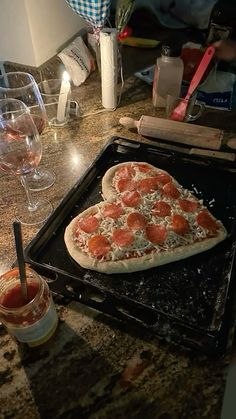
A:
[0,65,236,419]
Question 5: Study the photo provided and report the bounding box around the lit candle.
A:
[57,71,71,123]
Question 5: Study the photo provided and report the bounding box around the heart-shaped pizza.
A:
[64,162,227,274]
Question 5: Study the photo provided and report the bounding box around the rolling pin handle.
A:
[119,117,140,132]
[225,137,236,150]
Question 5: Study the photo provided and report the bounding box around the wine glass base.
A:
[23,169,56,191]
[14,198,53,226]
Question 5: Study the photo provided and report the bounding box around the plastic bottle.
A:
[152,44,184,108]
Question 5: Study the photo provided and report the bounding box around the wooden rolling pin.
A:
[119,116,236,151]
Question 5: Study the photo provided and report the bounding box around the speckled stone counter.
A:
[0,67,236,419]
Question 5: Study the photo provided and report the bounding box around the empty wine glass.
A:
[0,72,55,191]
[0,98,53,225]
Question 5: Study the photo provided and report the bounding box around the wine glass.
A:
[0,98,53,225]
[0,71,55,191]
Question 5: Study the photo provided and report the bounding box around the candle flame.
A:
[62,71,70,82]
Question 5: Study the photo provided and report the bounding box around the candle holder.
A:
[38,77,71,127]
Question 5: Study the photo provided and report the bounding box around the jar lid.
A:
[161,44,182,57]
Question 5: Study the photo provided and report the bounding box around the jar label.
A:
[8,299,58,346]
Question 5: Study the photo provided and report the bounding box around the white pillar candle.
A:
[57,71,71,123]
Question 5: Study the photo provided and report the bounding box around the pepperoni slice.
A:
[155,173,172,186]
[117,178,137,192]
[196,210,219,232]
[88,235,111,257]
[121,191,141,207]
[178,199,199,212]
[116,165,135,179]
[127,212,147,230]
[172,214,189,236]
[112,228,134,247]
[146,224,167,245]
[152,201,171,217]
[138,177,159,193]
[135,163,152,173]
[103,203,123,219]
[162,182,180,199]
[78,215,99,233]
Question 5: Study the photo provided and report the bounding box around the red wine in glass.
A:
[0,99,53,225]
[0,72,55,191]
[30,115,46,135]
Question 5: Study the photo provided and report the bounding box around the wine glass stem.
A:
[20,175,37,211]
[34,168,41,178]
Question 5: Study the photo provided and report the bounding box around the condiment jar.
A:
[152,44,184,108]
[0,267,58,347]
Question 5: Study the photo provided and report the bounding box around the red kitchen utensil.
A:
[171,46,215,122]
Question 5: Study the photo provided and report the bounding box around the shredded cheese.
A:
[73,163,222,261]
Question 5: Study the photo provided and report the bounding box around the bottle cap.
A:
[161,44,182,57]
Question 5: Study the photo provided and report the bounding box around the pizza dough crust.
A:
[64,200,227,275]
[102,161,171,201]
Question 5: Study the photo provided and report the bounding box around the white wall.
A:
[0,0,35,66]
[0,0,88,67]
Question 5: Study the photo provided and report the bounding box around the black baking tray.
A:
[25,137,236,356]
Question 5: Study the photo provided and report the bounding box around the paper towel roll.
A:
[100,28,118,109]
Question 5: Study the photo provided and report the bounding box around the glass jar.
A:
[0,267,58,347]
